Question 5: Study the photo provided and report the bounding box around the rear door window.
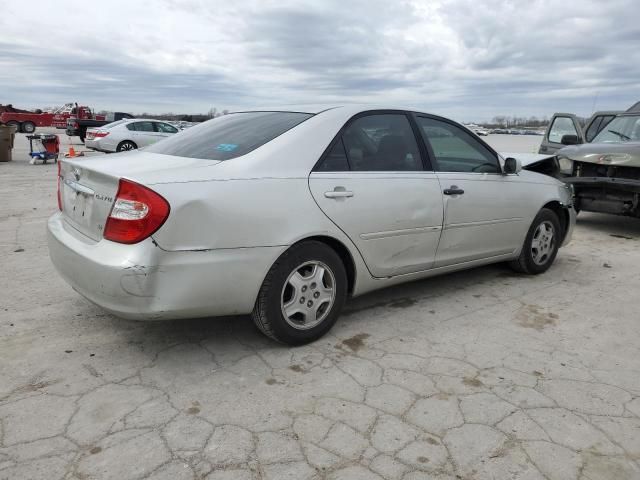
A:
[316,139,350,171]
[145,112,312,160]
[341,114,423,171]
[155,122,179,134]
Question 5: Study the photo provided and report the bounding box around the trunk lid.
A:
[60,151,219,241]
[59,161,120,241]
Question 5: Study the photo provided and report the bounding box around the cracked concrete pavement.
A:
[1,131,640,479]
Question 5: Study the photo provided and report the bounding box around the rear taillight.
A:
[94,132,109,138]
[103,179,170,244]
[57,161,63,211]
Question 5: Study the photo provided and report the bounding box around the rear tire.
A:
[252,241,348,345]
[116,140,137,152]
[509,208,561,274]
[21,121,35,134]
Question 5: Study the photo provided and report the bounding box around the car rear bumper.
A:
[47,212,284,320]
[84,138,111,152]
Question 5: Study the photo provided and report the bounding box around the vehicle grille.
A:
[575,161,640,180]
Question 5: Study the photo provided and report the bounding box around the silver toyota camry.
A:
[48,105,575,344]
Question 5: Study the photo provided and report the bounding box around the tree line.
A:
[132,107,230,123]
[486,115,550,128]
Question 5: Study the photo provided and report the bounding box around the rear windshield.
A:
[103,119,127,129]
[144,111,313,160]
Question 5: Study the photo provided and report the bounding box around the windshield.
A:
[592,115,640,143]
[145,111,313,160]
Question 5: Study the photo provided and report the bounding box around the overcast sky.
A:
[1,0,638,121]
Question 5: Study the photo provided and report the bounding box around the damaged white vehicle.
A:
[48,105,575,345]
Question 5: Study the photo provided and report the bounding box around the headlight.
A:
[558,156,573,174]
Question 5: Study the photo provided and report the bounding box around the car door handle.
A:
[324,189,354,198]
[443,186,464,196]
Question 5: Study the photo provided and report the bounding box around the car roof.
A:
[231,104,424,116]
[232,105,343,114]
[123,118,166,122]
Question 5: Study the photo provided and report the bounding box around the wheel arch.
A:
[117,139,138,150]
[291,235,357,295]
[541,200,570,243]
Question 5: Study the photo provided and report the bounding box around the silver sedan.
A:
[48,105,575,344]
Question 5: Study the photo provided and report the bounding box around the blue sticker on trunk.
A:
[216,143,238,152]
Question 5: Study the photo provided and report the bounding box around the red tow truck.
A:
[0,103,105,134]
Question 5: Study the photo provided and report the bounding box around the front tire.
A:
[252,241,348,345]
[509,208,561,274]
[117,140,137,152]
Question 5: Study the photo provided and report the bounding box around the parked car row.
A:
[491,128,544,135]
[462,124,544,136]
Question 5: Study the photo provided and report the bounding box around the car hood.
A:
[557,142,640,167]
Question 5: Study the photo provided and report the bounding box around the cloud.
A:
[1,0,638,120]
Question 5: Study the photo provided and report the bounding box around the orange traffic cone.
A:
[67,146,76,157]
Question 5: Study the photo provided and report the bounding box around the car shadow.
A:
[111,261,518,349]
[341,262,517,317]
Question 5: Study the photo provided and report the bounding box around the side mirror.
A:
[503,157,522,174]
[561,134,580,145]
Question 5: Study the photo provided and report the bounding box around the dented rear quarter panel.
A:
[149,177,354,251]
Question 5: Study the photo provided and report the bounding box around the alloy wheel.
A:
[281,261,336,330]
[531,221,555,266]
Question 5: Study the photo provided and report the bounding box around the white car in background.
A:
[85,119,180,153]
